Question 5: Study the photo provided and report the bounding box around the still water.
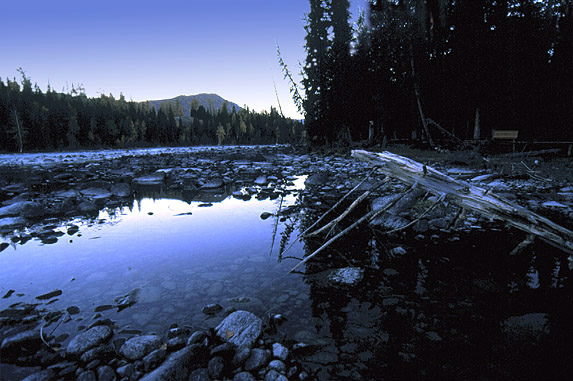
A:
[1,172,572,379]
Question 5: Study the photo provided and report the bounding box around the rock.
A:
[265,369,288,381]
[200,178,224,189]
[233,371,257,381]
[1,330,42,359]
[255,175,267,185]
[96,365,116,381]
[111,183,131,197]
[502,313,550,343]
[272,343,289,361]
[143,348,167,371]
[116,363,135,379]
[133,173,165,185]
[327,267,364,286]
[35,289,63,300]
[244,348,270,371]
[22,369,55,381]
[80,187,112,202]
[67,326,113,357]
[260,211,273,220]
[187,331,208,346]
[231,345,251,367]
[215,310,263,348]
[78,200,98,213]
[202,303,223,315]
[189,368,210,380]
[139,344,207,381]
[119,335,162,360]
[167,336,186,352]
[305,173,329,186]
[268,359,287,373]
[207,356,225,379]
[77,370,97,381]
[0,201,44,218]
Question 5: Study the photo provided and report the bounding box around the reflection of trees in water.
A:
[294,202,573,379]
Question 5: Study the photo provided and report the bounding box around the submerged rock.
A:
[327,267,364,286]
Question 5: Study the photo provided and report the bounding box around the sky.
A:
[1,0,366,119]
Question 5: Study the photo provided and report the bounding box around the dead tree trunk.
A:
[351,150,573,255]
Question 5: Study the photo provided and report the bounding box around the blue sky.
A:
[1,0,366,119]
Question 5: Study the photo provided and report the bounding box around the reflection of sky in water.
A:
[0,194,307,333]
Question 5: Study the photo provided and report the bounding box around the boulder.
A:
[119,335,162,360]
[215,310,263,348]
[67,326,113,356]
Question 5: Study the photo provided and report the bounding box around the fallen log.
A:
[351,150,573,256]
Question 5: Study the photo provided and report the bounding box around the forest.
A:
[284,0,572,146]
[1,0,571,152]
[0,73,304,152]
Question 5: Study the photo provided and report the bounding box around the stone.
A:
[231,345,251,367]
[143,348,167,371]
[187,331,207,346]
[77,370,97,381]
[96,365,116,381]
[233,371,257,381]
[78,200,98,213]
[116,363,135,379]
[67,326,113,357]
[215,310,263,348]
[265,369,289,381]
[139,344,206,381]
[255,175,267,185]
[268,359,287,373]
[1,330,42,358]
[327,267,364,286]
[244,348,270,371]
[202,303,223,315]
[119,335,162,360]
[111,183,131,197]
[166,336,186,352]
[189,368,210,381]
[207,356,225,379]
[22,369,55,381]
[133,173,165,185]
[271,343,289,361]
[200,178,224,189]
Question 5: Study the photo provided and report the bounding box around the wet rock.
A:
[96,365,116,381]
[265,369,288,381]
[187,331,208,346]
[305,173,329,186]
[143,348,167,371]
[231,345,251,367]
[233,371,257,381]
[21,369,55,381]
[255,175,267,186]
[119,335,162,360]
[35,289,62,300]
[134,173,165,185]
[67,326,113,357]
[202,303,223,315]
[116,363,135,379]
[200,178,224,189]
[207,356,225,379]
[77,200,98,213]
[327,267,364,286]
[260,211,273,220]
[0,330,42,359]
[215,310,263,348]
[244,348,270,371]
[272,343,289,361]
[268,359,287,373]
[139,344,206,381]
[166,336,186,352]
[0,201,44,218]
[80,187,112,202]
[77,370,97,381]
[111,183,131,197]
[0,216,27,229]
[502,313,550,343]
[189,368,210,380]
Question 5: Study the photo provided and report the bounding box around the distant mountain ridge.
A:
[145,94,241,116]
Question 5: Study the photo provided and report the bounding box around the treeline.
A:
[290,0,571,146]
[0,72,304,152]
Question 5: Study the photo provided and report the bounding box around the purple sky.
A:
[1,0,366,118]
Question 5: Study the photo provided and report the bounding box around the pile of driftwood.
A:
[288,150,573,273]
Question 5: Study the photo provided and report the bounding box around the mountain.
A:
[145,94,241,116]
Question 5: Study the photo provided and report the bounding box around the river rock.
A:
[233,371,257,381]
[244,348,270,371]
[255,175,267,186]
[268,359,286,373]
[207,356,225,379]
[111,183,131,197]
[133,173,165,185]
[139,344,206,381]
[96,365,116,381]
[272,343,289,361]
[265,369,288,381]
[67,326,113,356]
[0,330,42,358]
[119,335,162,360]
[215,310,263,348]
[200,178,224,189]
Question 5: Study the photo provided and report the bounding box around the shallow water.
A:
[1,148,572,379]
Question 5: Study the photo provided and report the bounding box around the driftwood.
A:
[351,150,573,255]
